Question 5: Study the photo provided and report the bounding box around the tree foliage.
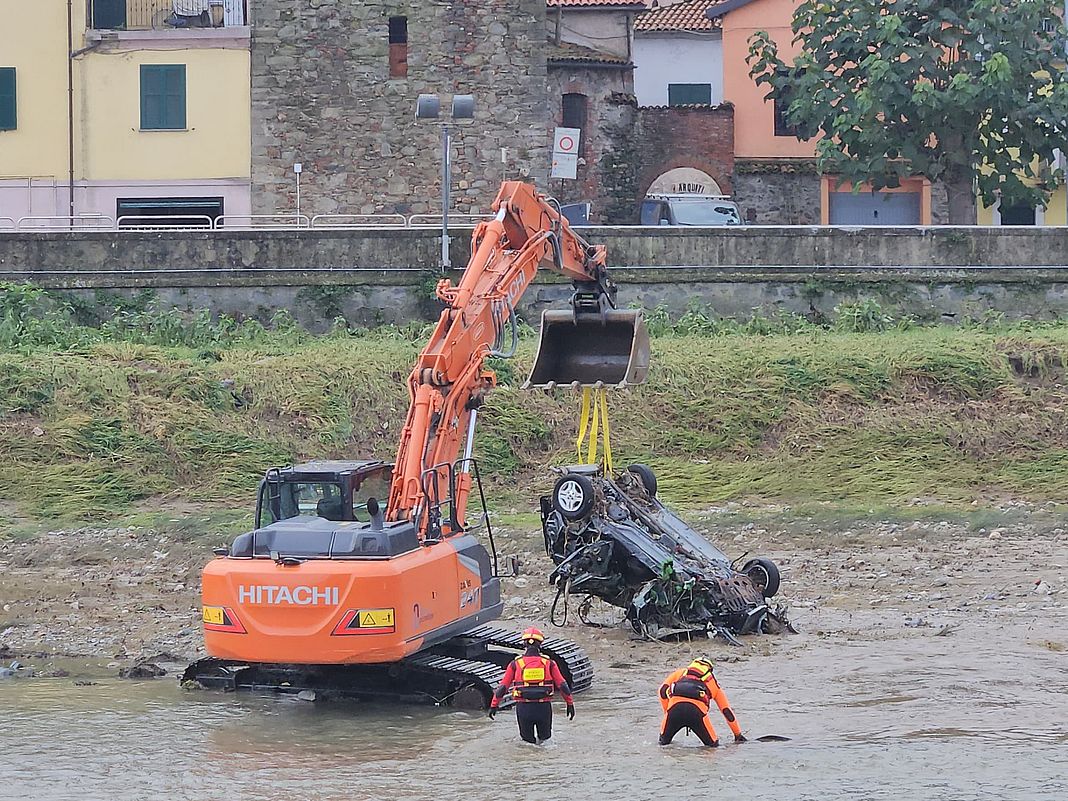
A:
[747,0,1068,222]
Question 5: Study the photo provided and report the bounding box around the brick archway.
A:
[636,106,734,199]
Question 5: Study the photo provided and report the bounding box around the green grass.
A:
[3,281,1068,526]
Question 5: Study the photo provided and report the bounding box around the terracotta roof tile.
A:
[634,0,725,32]
[547,39,633,65]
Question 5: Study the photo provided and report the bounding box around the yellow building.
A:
[0,1,250,226]
[977,170,1068,226]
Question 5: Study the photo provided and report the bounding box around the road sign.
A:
[551,126,581,180]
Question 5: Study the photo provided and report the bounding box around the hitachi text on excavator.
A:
[182,181,650,708]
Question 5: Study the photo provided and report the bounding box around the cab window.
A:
[262,482,345,524]
[353,471,391,522]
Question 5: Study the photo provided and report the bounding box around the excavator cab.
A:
[524,309,650,389]
[253,460,392,529]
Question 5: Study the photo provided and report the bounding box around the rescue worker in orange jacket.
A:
[489,627,575,744]
[658,658,746,747]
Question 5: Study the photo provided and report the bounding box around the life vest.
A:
[667,676,712,712]
[510,655,555,702]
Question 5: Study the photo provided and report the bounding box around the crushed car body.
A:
[540,464,793,642]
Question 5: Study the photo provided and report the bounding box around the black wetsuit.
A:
[516,701,553,744]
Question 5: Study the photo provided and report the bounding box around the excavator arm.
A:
[385,181,648,534]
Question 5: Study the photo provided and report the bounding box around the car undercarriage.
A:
[540,464,794,643]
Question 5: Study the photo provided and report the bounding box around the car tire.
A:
[625,463,657,497]
[742,557,781,598]
[552,473,596,521]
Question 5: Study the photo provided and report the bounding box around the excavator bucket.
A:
[523,309,650,389]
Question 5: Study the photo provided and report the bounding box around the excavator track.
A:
[466,624,595,694]
[181,626,593,709]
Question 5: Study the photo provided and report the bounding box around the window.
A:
[999,204,1037,225]
[116,196,223,228]
[667,83,712,106]
[388,16,408,78]
[91,0,126,29]
[353,471,391,523]
[562,92,587,130]
[0,68,15,131]
[140,65,186,130]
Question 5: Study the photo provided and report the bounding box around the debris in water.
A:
[119,661,166,679]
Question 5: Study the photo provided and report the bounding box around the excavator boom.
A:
[386,180,649,531]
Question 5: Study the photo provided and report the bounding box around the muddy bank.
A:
[1,509,1064,681]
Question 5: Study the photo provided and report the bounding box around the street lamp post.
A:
[416,93,475,272]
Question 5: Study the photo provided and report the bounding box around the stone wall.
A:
[250,0,551,218]
[733,171,822,225]
[548,66,636,223]
[7,226,1068,329]
[734,160,953,225]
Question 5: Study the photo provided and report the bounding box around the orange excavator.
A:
[182,181,649,708]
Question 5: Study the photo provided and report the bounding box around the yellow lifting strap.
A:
[575,387,614,474]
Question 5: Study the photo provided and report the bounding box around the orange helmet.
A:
[686,658,714,679]
[521,626,545,644]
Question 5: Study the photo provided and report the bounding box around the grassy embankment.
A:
[2,283,1068,536]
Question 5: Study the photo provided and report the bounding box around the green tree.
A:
[747,0,1068,223]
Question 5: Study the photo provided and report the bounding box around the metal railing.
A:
[311,213,408,229]
[214,214,311,230]
[407,213,487,227]
[116,214,214,230]
[15,215,116,231]
[0,212,490,233]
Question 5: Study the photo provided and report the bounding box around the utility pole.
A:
[416,93,474,273]
[66,0,75,228]
[441,124,451,269]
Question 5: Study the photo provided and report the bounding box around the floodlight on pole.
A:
[415,93,476,272]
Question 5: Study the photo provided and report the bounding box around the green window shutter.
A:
[140,65,186,130]
[667,83,712,107]
[0,68,16,131]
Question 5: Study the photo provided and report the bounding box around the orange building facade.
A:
[710,0,940,225]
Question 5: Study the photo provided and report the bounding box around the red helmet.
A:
[521,626,545,644]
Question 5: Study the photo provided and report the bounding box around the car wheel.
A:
[742,557,781,598]
[552,473,595,521]
[625,463,657,497]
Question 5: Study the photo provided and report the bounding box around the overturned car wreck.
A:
[540,464,793,642]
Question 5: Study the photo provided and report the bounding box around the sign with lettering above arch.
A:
[647,167,722,196]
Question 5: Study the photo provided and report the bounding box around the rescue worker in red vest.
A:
[488,626,575,744]
[658,658,746,747]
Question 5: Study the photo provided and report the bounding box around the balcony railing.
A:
[89,0,247,31]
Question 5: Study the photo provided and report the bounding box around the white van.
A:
[639,193,742,226]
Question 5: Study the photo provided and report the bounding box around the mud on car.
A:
[540,464,792,642]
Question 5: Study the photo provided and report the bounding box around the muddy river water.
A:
[2,605,1065,801]
[2,524,1066,800]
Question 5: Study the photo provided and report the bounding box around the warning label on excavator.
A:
[355,608,395,631]
[202,606,224,626]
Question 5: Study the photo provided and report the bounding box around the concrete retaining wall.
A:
[3,226,1068,328]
